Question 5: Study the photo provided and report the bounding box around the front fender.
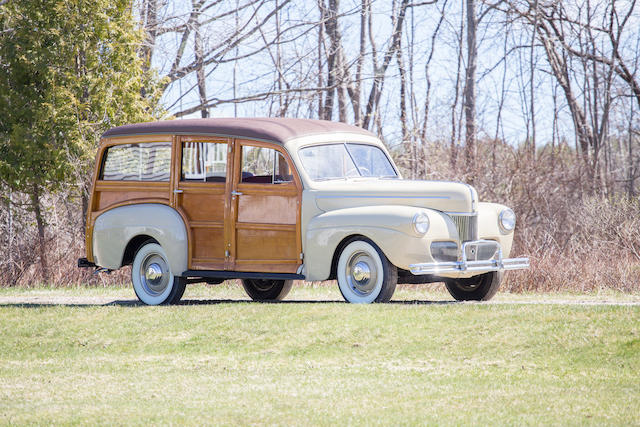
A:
[92,204,188,274]
[304,205,454,281]
[477,202,515,257]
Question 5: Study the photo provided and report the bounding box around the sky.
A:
[149,0,638,151]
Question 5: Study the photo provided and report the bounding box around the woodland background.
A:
[0,0,639,291]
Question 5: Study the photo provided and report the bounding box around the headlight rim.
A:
[498,208,516,233]
[412,212,430,235]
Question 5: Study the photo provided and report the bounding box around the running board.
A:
[181,270,305,281]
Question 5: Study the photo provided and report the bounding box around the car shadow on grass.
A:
[177,299,458,306]
[0,298,459,308]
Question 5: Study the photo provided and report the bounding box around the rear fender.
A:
[92,204,188,274]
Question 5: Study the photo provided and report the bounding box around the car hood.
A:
[310,179,477,214]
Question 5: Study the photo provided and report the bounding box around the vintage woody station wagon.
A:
[79,118,529,304]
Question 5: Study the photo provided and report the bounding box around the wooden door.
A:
[229,140,302,273]
[172,136,233,270]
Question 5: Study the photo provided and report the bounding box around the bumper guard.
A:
[409,240,530,275]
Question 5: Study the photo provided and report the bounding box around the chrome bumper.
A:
[409,240,530,275]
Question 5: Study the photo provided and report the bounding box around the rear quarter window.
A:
[100,142,171,181]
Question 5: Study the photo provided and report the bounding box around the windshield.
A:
[299,143,397,181]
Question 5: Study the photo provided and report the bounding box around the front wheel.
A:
[241,279,293,301]
[336,238,397,303]
[445,271,502,301]
[131,242,186,305]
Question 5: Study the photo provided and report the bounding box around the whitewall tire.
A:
[131,242,186,305]
[336,238,397,303]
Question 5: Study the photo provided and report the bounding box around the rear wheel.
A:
[131,242,186,305]
[445,271,502,301]
[241,279,293,301]
[336,238,397,303]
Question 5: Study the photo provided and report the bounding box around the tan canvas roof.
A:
[102,117,374,144]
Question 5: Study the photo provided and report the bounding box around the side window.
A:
[100,142,171,181]
[181,142,227,182]
[241,145,293,184]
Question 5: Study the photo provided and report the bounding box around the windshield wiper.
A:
[314,176,347,182]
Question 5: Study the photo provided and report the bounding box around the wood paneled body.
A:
[228,139,302,273]
[172,136,232,270]
[93,181,170,211]
[175,182,227,269]
[233,183,300,272]
[87,133,302,275]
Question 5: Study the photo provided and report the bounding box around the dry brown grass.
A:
[0,187,129,287]
[396,139,640,293]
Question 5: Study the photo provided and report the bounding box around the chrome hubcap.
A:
[352,261,371,283]
[139,254,170,296]
[345,251,377,296]
[145,263,163,282]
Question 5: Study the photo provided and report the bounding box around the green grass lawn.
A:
[0,284,638,425]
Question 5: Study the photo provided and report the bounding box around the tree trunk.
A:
[275,0,289,118]
[396,42,411,177]
[31,183,49,284]
[337,50,347,122]
[528,0,538,158]
[319,0,340,121]
[81,182,89,232]
[463,0,477,180]
[139,0,158,99]
[627,103,635,198]
[351,0,368,126]
[450,5,464,170]
[194,8,209,118]
[317,4,325,118]
[7,190,14,283]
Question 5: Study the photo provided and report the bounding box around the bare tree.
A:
[362,0,410,131]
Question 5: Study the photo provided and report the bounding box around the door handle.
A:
[231,191,243,196]
[173,189,183,194]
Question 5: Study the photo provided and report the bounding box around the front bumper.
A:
[409,240,530,275]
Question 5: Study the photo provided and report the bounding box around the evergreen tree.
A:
[0,0,163,282]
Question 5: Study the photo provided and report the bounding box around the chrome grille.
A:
[450,214,478,242]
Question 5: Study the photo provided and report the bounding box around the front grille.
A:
[450,214,478,242]
[430,241,459,262]
[464,240,499,261]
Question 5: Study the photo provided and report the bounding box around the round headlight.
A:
[499,208,516,232]
[413,212,430,235]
